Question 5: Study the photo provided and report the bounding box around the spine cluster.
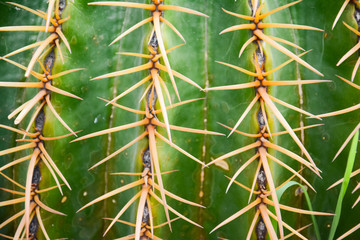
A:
[207,1,333,239]
[0,0,359,239]
[0,0,80,239]
[75,1,212,239]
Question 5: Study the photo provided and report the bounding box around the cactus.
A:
[0,0,359,240]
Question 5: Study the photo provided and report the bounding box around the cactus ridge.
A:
[0,122,71,239]
[88,0,207,145]
[1,0,360,239]
[0,1,71,78]
[0,1,79,131]
[76,1,215,239]
[220,0,323,77]
[75,44,218,239]
[0,0,80,239]
[207,1,333,239]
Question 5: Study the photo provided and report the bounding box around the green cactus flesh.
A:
[0,0,360,240]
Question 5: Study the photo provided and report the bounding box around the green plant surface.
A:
[0,0,360,240]
[40,1,149,239]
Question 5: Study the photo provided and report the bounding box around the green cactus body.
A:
[0,0,360,239]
